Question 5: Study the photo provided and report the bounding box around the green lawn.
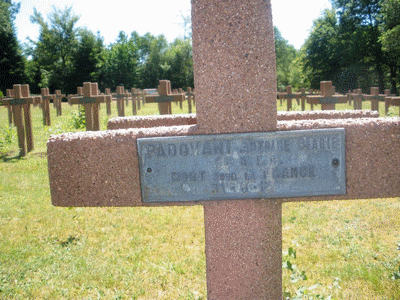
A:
[0,98,399,299]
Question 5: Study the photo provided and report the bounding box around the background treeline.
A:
[1,0,399,95]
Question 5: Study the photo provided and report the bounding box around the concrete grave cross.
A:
[186,87,195,114]
[299,88,312,111]
[278,85,300,111]
[307,81,348,110]
[0,84,40,156]
[47,1,400,299]
[363,87,385,112]
[104,88,113,115]
[386,95,400,116]
[41,88,56,126]
[69,82,109,131]
[67,87,83,106]
[114,86,129,117]
[349,89,364,110]
[145,80,185,115]
[131,88,140,114]
[54,90,65,116]
[384,89,397,114]
[1,89,14,125]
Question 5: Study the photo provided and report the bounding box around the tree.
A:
[163,38,193,89]
[0,0,26,94]
[303,9,342,90]
[380,0,400,93]
[331,0,386,92]
[69,29,104,91]
[274,27,300,91]
[29,6,79,93]
[99,31,139,90]
[139,35,169,88]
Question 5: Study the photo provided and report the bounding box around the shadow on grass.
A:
[1,153,25,163]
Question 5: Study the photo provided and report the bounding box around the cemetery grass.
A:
[0,100,399,299]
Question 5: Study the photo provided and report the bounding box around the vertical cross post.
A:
[384,89,396,114]
[115,86,129,117]
[41,88,55,126]
[131,88,139,113]
[0,84,40,156]
[386,96,400,116]
[69,82,107,131]
[104,88,113,115]
[54,90,65,116]
[178,88,184,110]
[278,86,300,111]
[349,89,363,110]
[186,87,195,114]
[299,88,310,111]
[3,89,14,124]
[192,0,279,298]
[364,87,385,112]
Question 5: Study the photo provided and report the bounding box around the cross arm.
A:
[69,95,106,105]
[145,94,185,104]
[47,118,400,208]
[307,94,348,105]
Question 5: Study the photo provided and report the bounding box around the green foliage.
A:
[28,6,80,93]
[139,34,169,88]
[303,0,400,93]
[0,1,26,93]
[38,68,50,89]
[163,38,194,89]
[380,0,400,94]
[0,125,15,158]
[68,29,104,88]
[69,105,86,129]
[391,242,400,280]
[303,9,342,90]
[283,247,340,300]
[99,31,139,89]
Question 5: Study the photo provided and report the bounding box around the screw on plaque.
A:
[147,167,152,173]
[332,158,339,167]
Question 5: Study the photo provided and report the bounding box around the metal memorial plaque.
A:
[320,97,339,104]
[137,129,346,203]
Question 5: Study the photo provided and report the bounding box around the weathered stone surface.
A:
[48,117,400,208]
[107,110,380,130]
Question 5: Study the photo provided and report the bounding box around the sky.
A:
[14,0,332,50]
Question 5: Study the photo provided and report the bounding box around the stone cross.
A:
[186,87,195,113]
[2,89,14,124]
[364,87,385,112]
[41,88,55,126]
[104,88,113,115]
[131,88,140,113]
[47,1,400,299]
[299,88,312,111]
[145,80,185,115]
[67,87,83,106]
[114,86,130,117]
[0,84,40,156]
[348,89,364,110]
[69,82,109,131]
[384,89,397,114]
[386,96,400,116]
[307,81,348,110]
[278,85,300,111]
[54,90,65,116]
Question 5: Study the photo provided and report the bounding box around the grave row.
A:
[0,83,196,156]
[278,84,400,114]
